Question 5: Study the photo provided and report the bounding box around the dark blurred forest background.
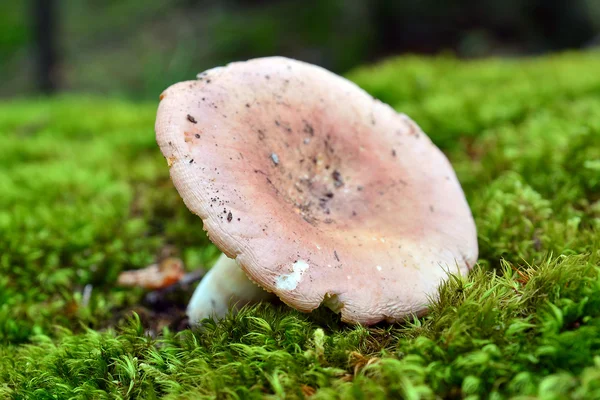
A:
[1,0,599,100]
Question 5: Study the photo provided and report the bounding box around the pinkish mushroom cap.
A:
[155,56,478,325]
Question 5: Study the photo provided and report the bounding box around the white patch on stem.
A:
[275,260,309,290]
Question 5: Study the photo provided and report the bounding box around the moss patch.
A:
[1,52,600,398]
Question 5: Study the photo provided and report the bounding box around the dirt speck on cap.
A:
[332,170,344,187]
[271,153,280,166]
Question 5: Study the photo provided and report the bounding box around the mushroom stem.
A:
[187,253,273,325]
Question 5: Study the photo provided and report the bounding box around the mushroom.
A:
[155,57,478,325]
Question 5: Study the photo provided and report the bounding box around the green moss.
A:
[1,52,600,398]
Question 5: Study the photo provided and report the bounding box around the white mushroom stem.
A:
[187,253,273,325]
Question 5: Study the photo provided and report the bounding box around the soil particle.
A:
[332,170,344,187]
[187,114,197,124]
[303,120,314,135]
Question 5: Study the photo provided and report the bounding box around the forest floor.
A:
[1,52,600,399]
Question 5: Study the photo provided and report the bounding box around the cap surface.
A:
[155,56,478,325]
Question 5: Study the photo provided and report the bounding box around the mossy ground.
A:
[1,52,600,399]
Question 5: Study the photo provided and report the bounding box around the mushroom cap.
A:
[155,57,478,325]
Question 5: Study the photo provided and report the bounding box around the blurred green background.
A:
[1,0,600,100]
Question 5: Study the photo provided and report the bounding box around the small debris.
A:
[227,211,233,222]
[187,114,197,124]
[117,258,185,290]
[303,121,314,135]
[81,284,93,307]
[301,385,316,397]
[142,268,207,313]
[334,250,340,262]
[332,170,344,187]
[271,153,280,166]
